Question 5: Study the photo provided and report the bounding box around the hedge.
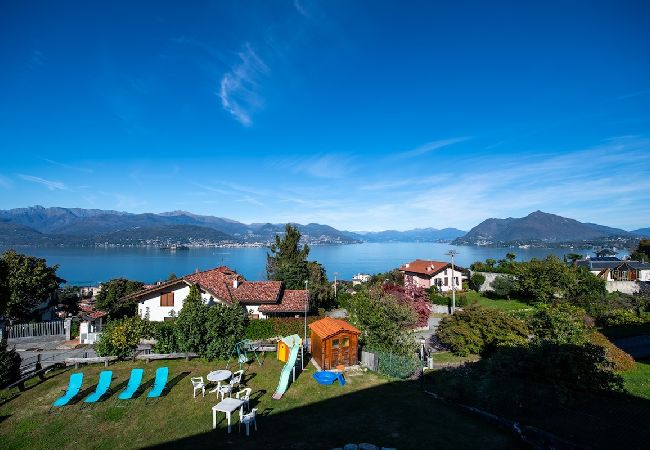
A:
[365,347,420,379]
[244,316,324,340]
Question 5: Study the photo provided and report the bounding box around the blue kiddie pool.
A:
[313,371,346,386]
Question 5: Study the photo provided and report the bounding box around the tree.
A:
[57,286,81,316]
[204,301,248,359]
[470,273,486,291]
[529,303,590,346]
[490,275,516,299]
[96,278,144,319]
[485,258,497,269]
[266,224,310,290]
[505,252,516,262]
[436,305,529,356]
[514,255,604,304]
[1,250,64,320]
[167,273,178,281]
[347,285,417,355]
[0,339,21,387]
[174,285,207,353]
[307,261,332,310]
[630,239,650,262]
[565,253,583,263]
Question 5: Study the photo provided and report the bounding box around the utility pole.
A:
[333,272,338,299]
[445,250,459,313]
[303,279,308,370]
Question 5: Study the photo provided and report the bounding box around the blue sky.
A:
[1,0,649,231]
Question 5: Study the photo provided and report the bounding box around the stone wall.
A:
[606,281,650,295]
[471,271,515,292]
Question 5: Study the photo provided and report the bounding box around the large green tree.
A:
[266,224,310,289]
[630,239,650,262]
[174,285,208,353]
[0,250,64,320]
[95,278,144,319]
[347,285,417,355]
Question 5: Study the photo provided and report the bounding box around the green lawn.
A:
[623,360,650,400]
[0,356,519,449]
[463,291,531,312]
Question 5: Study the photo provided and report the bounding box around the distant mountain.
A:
[453,211,635,246]
[631,228,650,237]
[0,206,362,246]
[354,227,466,242]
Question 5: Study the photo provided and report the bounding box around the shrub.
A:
[174,285,208,353]
[245,319,276,340]
[589,331,635,372]
[95,316,146,359]
[484,342,624,393]
[470,273,486,291]
[529,303,590,346]
[436,305,529,356]
[490,275,516,299]
[0,339,21,388]
[600,309,645,327]
[149,321,178,353]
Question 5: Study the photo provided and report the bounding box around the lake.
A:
[0,243,626,286]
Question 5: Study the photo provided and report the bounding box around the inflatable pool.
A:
[313,371,346,386]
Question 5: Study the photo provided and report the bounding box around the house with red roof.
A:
[123,266,309,321]
[399,259,466,292]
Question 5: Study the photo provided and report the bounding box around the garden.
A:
[0,355,520,449]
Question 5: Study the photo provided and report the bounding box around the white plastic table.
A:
[212,398,244,433]
[207,370,232,393]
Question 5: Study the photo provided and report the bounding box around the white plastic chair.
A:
[239,407,258,436]
[217,382,232,401]
[230,370,244,389]
[191,376,205,398]
[235,387,252,412]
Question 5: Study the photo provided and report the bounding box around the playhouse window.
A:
[342,337,349,347]
[332,339,340,349]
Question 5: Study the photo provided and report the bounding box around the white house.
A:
[399,259,466,292]
[123,266,309,321]
[352,273,371,285]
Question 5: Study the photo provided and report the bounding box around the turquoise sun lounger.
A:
[84,370,113,403]
[147,367,169,398]
[118,368,144,400]
[53,372,84,407]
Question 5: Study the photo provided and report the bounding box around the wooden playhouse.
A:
[309,317,361,370]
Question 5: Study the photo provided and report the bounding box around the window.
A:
[160,291,174,307]
[332,339,340,349]
[454,277,459,286]
[163,316,176,322]
[342,337,349,347]
[444,277,448,286]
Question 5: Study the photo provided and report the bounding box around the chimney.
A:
[405,263,410,268]
[233,278,240,289]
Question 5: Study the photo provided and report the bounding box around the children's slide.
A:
[272,334,302,399]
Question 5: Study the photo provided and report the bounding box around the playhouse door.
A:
[331,335,350,367]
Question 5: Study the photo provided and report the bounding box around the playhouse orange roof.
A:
[309,317,360,339]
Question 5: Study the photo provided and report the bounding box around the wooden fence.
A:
[5,320,65,339]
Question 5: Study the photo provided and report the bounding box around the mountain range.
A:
[0,206,646,248]
[452,210,646,246]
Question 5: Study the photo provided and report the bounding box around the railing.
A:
[6,320,65,339]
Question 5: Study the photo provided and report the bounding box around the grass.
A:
[0,355,519,449]
[462,291,531,312]
[622,360,650,400]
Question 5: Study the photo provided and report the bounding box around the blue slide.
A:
[272,334,302,399]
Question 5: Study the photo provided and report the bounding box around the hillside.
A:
[453,211,635,246]
[355,227,466,242]
[632,228,650,237]
[0,206,362,246]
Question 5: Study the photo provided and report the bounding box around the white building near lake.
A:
[123,266,309,321]
[399,259,466,292]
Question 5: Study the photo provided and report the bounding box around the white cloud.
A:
[219,43,269,126]
[392,137,469,160]
[18,174,67,191]
[44,158,94,174]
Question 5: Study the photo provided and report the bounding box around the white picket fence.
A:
[5,320,65,339]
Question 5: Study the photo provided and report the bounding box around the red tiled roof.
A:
[259,290,309,313]
[233,281,282,304]
[125,266,286,305]
[88,310,107,320]
[399,259,450,277]
[309,317,360,339]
